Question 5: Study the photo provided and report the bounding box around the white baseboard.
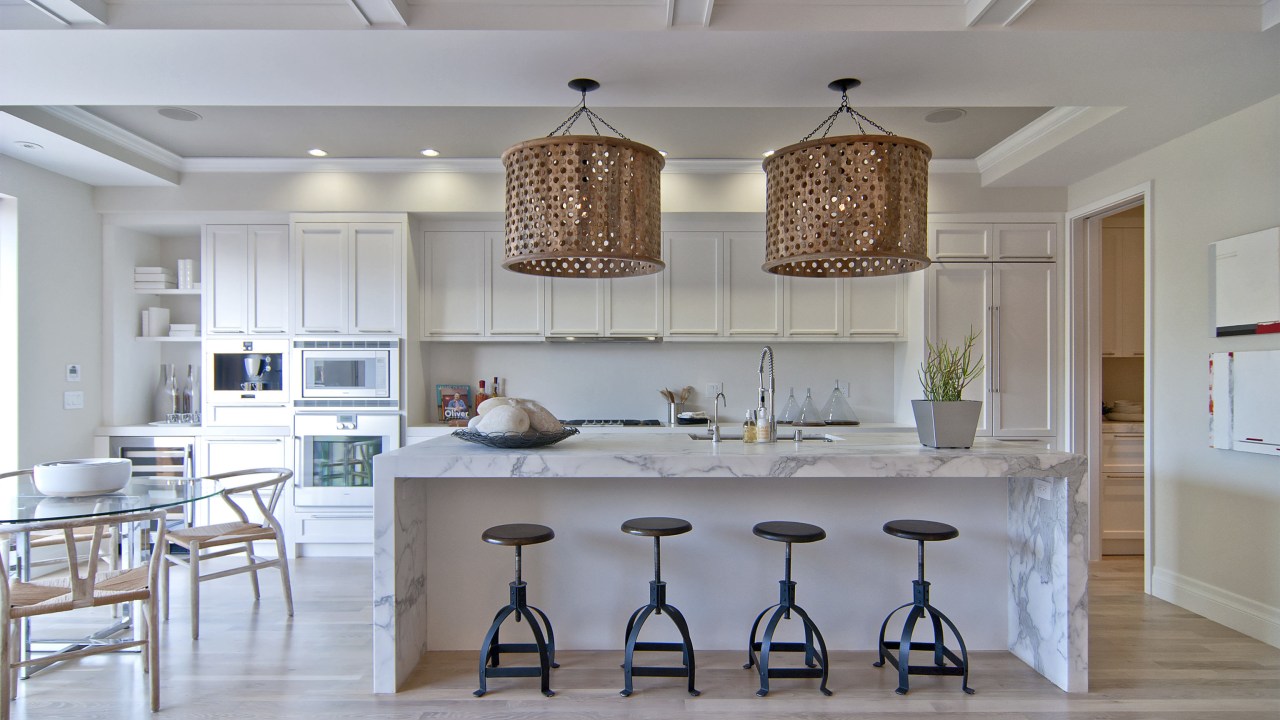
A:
[1151,566,1280,648]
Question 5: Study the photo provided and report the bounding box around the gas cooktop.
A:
[562,419,664,427]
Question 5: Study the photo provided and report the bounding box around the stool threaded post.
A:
[784,542,793,584]
[653,536,662,584]
[917,540,925,585]
[515,545,523,585]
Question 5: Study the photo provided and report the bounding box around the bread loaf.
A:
[475,404,530,433]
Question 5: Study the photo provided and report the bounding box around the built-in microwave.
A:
[292,339,399,408]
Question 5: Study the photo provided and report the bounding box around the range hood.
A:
[544,336,663,343]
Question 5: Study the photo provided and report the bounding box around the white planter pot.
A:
[911,400,982,449]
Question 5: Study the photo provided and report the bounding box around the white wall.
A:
[0,157,103,466]
[1068,93,1280,646]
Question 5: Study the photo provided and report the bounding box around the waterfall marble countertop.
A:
[379,430,1084,480]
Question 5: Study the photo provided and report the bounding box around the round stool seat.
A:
[882,519,958,542]
[482,523,555,546]
[622,516,692,537]
[753,521,826,544]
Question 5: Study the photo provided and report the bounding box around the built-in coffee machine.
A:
[203,338,289,407]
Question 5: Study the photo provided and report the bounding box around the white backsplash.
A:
[420,342,900,423]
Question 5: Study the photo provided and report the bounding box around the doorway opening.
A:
[1066,182,1153,593]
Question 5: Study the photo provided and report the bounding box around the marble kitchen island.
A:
[373,431,1088,694]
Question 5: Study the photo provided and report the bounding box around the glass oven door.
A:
[294,413,400,507]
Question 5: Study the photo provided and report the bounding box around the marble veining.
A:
[373,432,1088,694]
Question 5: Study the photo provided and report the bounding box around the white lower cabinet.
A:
[1100,431,1144,555]
[196,436,289,529]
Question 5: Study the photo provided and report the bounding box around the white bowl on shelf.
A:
[33,458,132,497]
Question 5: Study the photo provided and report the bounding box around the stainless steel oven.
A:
[292,339,399,409]
[293,412,401,508]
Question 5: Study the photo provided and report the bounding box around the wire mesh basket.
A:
[452,426,580,449]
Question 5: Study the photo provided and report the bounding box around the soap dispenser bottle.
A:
[755,393,772,443]
[743,410,757,443]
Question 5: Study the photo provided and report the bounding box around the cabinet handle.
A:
[991,305,1000,393]
[1102,351,1117,356]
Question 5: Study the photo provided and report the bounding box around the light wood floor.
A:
[11,556,1279,719]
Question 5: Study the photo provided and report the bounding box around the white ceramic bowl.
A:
[33,458,132,497]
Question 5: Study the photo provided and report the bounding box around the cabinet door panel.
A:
[994,223,1056,260]
[545,277,604,335]
[993,263,1055,437]
[665,232,721,335]
[786,277,842,336]
[423,231,485,336]
[846,275,904,337]
[295,223,348,334]
[1100,231,1121,357]
[487,232,542,335]
[350,223,403,334]
[724,232,780,336]
[199,438,287,526]
[930,263,993,435]
[205,225,249,334]
[249,225,290,334]
[1117,228,1144,357]
[931,223,992,260]
[609,273,662,336]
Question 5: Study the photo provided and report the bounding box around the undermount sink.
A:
[688,432,838,442]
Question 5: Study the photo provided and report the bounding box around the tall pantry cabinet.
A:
[927,222,1058,439]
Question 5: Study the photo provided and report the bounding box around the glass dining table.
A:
[1,474,224,675]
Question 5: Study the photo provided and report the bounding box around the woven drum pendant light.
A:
[763,79,932,277]
[502,78,665,278]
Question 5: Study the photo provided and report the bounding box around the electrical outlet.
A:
[63,391,84,410]
[1034,478,1051,501]
[705,383,722,397]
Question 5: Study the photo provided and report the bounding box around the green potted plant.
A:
[913,329,984,448]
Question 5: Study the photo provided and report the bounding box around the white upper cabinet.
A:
[665,231,722,336]
[785,277,843,336]
[845,275,906,337]
[205,224,290,334]
[545,277,604,336]
[608,273,663,336]
[294,219,404,335]
[422,231,485,337]
[1100,225,1144,357]
[930,222,1056,262]
[487,232,543,336]
[724,231,781,336]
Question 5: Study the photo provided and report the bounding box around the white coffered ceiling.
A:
[1,0,1277,187]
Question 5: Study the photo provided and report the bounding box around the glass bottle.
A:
[475,380,489,407]
[742,410,757,443]
[165,363,180,419]
[777,387,800,425]
[821,380,860,425]
[492,376,502,397]
[181,364,196,416]
[795,387,823,426]
[152,363,172,422]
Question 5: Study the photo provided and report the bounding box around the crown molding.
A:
[975,105,1123,181]
[42,106,183,171]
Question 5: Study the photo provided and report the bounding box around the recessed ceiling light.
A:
[420,148,440,157]
[13,141,43,150]
[925,108,967,124]
[157,107,202,122]
[308,148,328,157]
[762,150,775,158]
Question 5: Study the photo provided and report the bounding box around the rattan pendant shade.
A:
[502,80,665,278]
[763,79,932,277]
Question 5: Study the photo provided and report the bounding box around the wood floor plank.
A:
[7,556,1278,718]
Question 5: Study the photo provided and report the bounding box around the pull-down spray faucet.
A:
[758,346,776,443]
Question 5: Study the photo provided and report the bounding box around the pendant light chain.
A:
[801,91,895,142]
[547,88,631,140]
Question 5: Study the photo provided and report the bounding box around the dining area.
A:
[0,463,295,720]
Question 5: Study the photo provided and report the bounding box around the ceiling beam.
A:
[22,0,105,26]
[668,0,715,28]
[348,0,409,27]
[966,0,1038,27]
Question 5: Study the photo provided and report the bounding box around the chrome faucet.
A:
[710,390,727,442]
[758,346,776,442]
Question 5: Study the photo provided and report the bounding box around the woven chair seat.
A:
[9,567,152,618]
[167,521,277,549]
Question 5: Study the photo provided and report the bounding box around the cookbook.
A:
[436,384,472,425]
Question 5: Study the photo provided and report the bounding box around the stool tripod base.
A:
[620,581,699,697]
[744,580,832,697]
[475,581,558,698]
[873,580,974,695]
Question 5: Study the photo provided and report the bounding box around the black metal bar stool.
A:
[873,519,974,695]
[619,516,700,697]
[474,523,558,698]
[744,521,832,697]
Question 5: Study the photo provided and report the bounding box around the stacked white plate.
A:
[1106,400,1144,422]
